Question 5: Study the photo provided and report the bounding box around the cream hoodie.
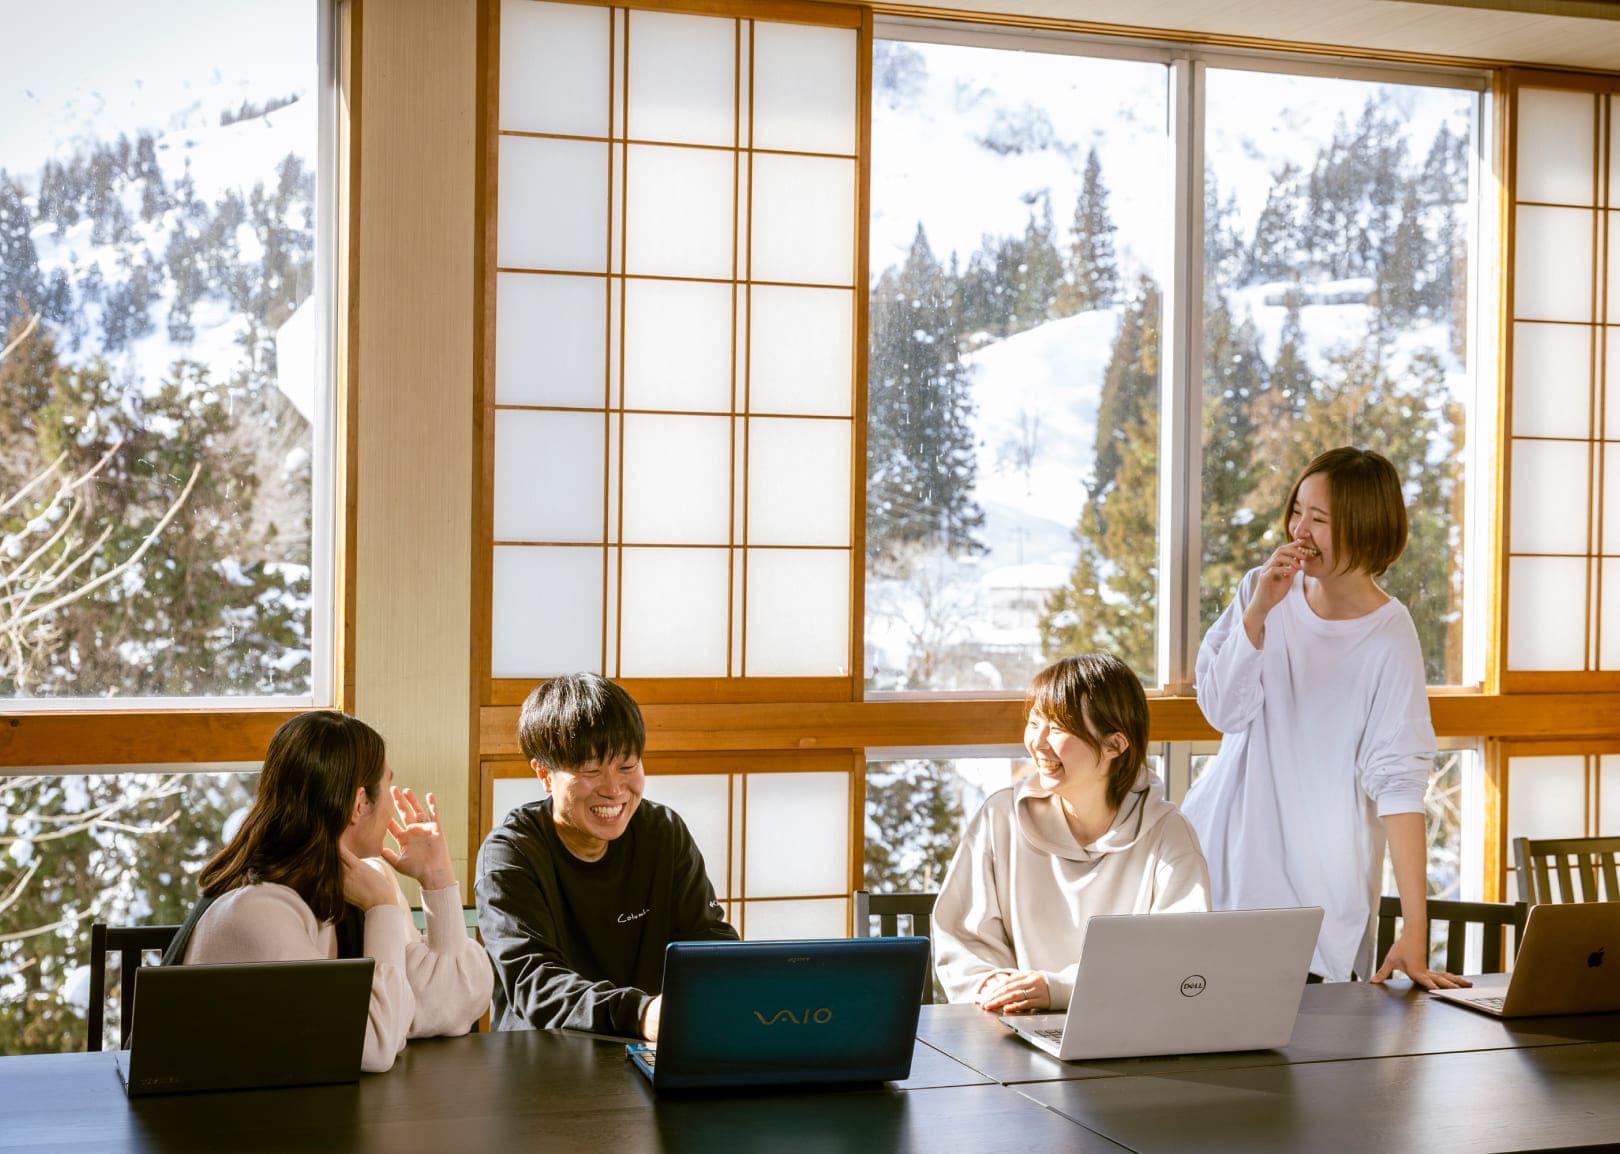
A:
[933,766,1210,1009]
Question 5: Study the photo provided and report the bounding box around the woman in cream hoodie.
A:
[933,654,1210,1012]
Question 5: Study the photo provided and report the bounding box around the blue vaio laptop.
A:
[626,937,929,1092]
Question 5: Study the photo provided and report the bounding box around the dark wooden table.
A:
[0,1031,1122,1154]
[915,977,1620,1082]
[6,982,1618,1154]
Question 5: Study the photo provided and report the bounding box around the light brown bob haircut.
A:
[1026,654,1148,811]
[1283,446,1408,577]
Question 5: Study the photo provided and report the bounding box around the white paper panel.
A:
[626,10,735,147]
[610,142,625,277]
[1609,327,1620,440]
[750,154,855,286]
[611,9,626,138]
[625,145,735,280]
[494,410,604,542]
[1609,211,1619,324]
[604,543,620,671]
[745,549,849,676]
[623,279,733,412]
[605,414,621,541]
[745,771,849,896]
[742,899,848,941]
[1509,438,1590,555]
[1601,755,1620,835]
[1603,558,1620,670]
[492,775,546,833]
[642,773,732,899]
[1514,205,1594,323]
[751,24,856,155]
[1606,444,1620,555]
[499,136,609,274]
[749,286,852,416]
[747,418,851,547]
[1515,88,1596,207]
[1506,555,1587,671]
[618,547,730,676]
[1510,321,1590,438]
[496,273,606,408]
[500,0,610,138]
[1507,754,1587,842]
[491,546,604,677]
[731,523,746,677]
[620,414,731,544]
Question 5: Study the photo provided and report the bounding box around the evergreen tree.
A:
[1376,183,1428,331]
[864,759,964,894]
[867,225,985,574]
[1245,162,1305,285]
[0,173,43,331]
[1041,277,1162,675]
[1056,147,1120,314]
[1199,295,1269,634]
[1010,194,1064,333]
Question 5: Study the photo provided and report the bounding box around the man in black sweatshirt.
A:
[476,673,737,1038]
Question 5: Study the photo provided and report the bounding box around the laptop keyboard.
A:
[1034,1026,1065,1043]
[1471,996,1505,1011]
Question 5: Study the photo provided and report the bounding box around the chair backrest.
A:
[87,922,181,1052]
[1513,836,1620,905]
[411,905,481,936]
[853,890,939,1003]
[1374,897,1527,975]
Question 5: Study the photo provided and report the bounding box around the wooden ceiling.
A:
[878,0,1620,71]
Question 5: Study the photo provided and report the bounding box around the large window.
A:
[867,32,1485,694]
[0,0,332,706]
[0,0,331,1056]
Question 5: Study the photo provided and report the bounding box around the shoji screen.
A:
[491,0,858,681]
[1502,747,1620,899]
[1504,78,1619,684]
[480,0,863,934]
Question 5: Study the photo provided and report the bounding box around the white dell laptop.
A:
[1001,906,1323,1061]
[1428,900,1620,1018]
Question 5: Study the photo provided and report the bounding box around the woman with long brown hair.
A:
[167,711,491,1072]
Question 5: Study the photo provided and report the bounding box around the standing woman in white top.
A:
[933,654,1209,1013]
[1182,446,1469,989]
[172,711,493,1071]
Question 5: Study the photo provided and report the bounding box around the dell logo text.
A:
[1180,975,1207,997]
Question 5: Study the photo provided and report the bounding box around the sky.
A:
[0,0,316,179]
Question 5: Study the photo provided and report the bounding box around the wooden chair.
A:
[1374,897,1527,975]
[86,922,181,1051]
[853,890,940,1004]
[1513,836,1620,905]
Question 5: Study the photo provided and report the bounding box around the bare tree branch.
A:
[0,311,40,367]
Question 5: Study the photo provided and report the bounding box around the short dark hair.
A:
[1284,446,1408,577]
[1027,654,1149,811]
[198,711,387,924]
[519,673,646,770]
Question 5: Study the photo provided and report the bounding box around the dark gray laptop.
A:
[114,958,374,1096]
[626,937,929,1092]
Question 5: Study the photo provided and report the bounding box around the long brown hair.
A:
[198,711,386,923]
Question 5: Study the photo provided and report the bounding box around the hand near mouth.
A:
[1243,540,1309,646]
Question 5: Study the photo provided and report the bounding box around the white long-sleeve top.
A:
[183,869,493,1072]
[1182,567,1433,981]
[932,766,1210,1009]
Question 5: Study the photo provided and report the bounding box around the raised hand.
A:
[1243,539,1311,646]
[381,787,456,891]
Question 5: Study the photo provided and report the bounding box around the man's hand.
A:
[975,970,1050,1014]
[641,995,662,1041]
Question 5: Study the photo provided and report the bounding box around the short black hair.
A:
[1026,654,1148,812]
[518,673,646,770]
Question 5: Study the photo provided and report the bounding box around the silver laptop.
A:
[114,958,374,1096]
[1001,906,1323,1061]
[1429,901,1620,1018]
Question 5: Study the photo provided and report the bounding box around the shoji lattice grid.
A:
[491,1,858,680]
[1506,85,1619,676]
[487,758,853,937]
[1503,749,1620,899]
